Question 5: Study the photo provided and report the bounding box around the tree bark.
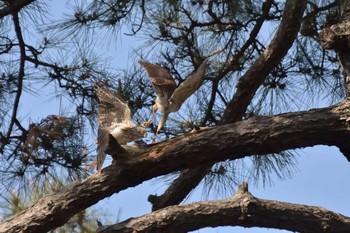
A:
[222,0,307,123]
[1,100,350,233]
[97,183,350,233]
[149,0,307,211]
[0,0,36,17]
[338,0,350,21]
[148,165,210,211]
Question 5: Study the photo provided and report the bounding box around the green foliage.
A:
[0,0,342,213]
[0,179,99,233]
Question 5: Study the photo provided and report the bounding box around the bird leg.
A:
[152,112,169,143]
[141,104,158,127]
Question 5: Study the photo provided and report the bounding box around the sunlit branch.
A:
[2,100,350,232]
[151,0,306,211]
[100,183,350,233]
[222,0,307,123]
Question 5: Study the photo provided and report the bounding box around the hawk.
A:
[139,58,208,142]
[90,84,147,172]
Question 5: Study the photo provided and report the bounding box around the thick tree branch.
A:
[0,0,35,18]
[222,0,307,123]
[2,100,350,232]
[148,165,210,211]
[226,0,275,77]
[316,3,350,159]
[151,0,307,211]
[98,182,350,233]
[318,3,350,109]
[202,0,274,125]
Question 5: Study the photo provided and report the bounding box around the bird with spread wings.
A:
[90,84,147,172]
[139,58,208,142]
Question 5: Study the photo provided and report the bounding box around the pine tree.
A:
[1,0,350,232]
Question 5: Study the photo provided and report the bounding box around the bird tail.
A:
[90,128,108,172]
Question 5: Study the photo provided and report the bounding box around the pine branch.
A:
[150,0,307,211]
[2,100,350,233]
[0,0,35,18]
[98,182,350,233]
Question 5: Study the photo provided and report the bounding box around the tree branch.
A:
[222,0,307,123]
[317,4,350,158]
[148,165,210,211]
[318,5,350,99]
[98,182,350,233]
[2,100,350,232]
[2,12,26,152]
[0,0,35,18]
[150,0,307,211]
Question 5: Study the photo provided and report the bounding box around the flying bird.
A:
[90,84,147,172]
[138,58,208,142]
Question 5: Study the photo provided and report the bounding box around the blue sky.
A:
[95,146,350,233]
[16,1,350,232]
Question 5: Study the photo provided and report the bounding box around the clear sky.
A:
[16,1,350,232]
[96,146,350,233]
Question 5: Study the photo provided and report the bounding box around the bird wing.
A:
[95,84,132,125]
[170,58,208,108]
[138,60,177,99]
[92,84,135,171]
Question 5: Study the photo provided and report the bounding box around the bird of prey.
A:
[138,58,208,142]
[90,84,147,172]
[22,115,70,156]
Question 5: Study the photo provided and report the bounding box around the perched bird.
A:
[90,84,147,172]
[138,58,208,142]
[22,115,70,157]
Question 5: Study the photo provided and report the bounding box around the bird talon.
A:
[140,121,151,128]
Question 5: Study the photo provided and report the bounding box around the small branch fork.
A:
[2,100,350,232]
[149,0,307,211]
[97,182,350,233]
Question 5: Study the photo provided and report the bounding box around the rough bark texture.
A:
[148,165,210,211]
[2,100,350,233]
[339,0,350,21]
[319,2,350,97]
[97,183,350,233]
[317,2,350,161]
[318,22,350,51]
[148,0,308,211]
[222,0,307,123]
[1,1,350,233]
